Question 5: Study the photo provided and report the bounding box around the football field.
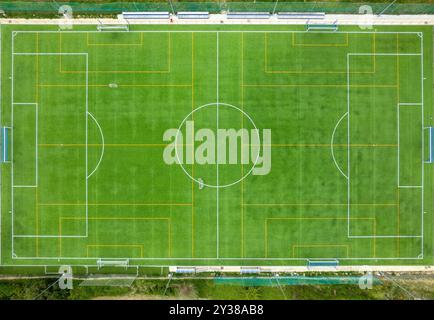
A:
[0,24,433,269]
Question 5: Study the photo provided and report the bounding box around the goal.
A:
[97,24,129,32]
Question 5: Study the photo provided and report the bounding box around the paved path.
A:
[1,14,434,26]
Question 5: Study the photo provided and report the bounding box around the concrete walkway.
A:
[1,14,434,26]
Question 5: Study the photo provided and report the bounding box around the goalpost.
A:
[307,259,339,269]
[426,127,434,163]
[97,258,130,269]
[97,24,129,32]
[1,127,11,163]
[306,24,338,32]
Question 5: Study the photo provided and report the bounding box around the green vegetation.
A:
[0,1,431,4]
[1,275,433,300]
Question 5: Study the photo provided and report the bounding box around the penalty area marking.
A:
[331,112,349,179]
[86,112,105,179]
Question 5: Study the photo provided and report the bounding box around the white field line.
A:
[398,103,400,187]
[9,30,427,35]
[420,32,424,257]
[349,235,423,239]
[12,101,38,193]
[10,53,89,240]
[11,32,15,256]
[13,185,37,188]
[7,29,427,263]
[10,256,425,261]
[398,103,424,187]
[347,49,424,239]
[398,186,422,188]
[330,112,349,179]
[348,53,421,56]
[36,104,38,186]
[2,128,4,162]
[216,31,219,259]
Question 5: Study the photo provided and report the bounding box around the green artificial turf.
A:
[0,24,432,269]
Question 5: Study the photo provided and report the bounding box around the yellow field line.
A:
[291,32,349,47]
[292,244,349,258]
[39,84,191,87]
[245,203,397,207]
[267,217,376,220]
[242,84,398,88]
[38,143,396,148]
[248,144,398,147]
[38,143,180,147]
[86,43,144,47]
[265,217,375,258]
[62,217,169,220]
[59,217,171,258]
[86,244,144,258]
[41,203,192,206]
[86,32,143,46]
[60,32,170,74]
[264,32,375,74]
[60,70,171,74]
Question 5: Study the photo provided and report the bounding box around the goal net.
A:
[97,24,129,32]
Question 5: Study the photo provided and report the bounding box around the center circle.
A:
[175,102,260,189]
